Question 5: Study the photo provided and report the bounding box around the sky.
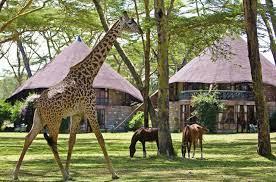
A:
[0,0,275,77]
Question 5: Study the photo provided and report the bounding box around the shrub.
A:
[0,100,12,129]
[128,111,144,131]
[191,91,224,132]
[270,112,276,132]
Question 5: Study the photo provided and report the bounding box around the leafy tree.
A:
[243,0,271,156]
[0,99,12,128]
[191,91,224,132]
[128,111,144,131]
[154,0,175,157]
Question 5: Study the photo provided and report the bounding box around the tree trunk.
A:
[154,0,175,157]
[0,0,6,12]
[259,3,276,65]
[243,0,271,156]
[17,39,32,78]
[143,0,151,128]
[93,0,158,127]
[265,0,276,35]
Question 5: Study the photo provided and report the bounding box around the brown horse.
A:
[129,127,159,158]
[181,124,208,159]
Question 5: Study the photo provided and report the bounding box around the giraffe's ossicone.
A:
[13,11,141,181]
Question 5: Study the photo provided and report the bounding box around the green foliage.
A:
[270,112,276,132]
[128,111,144,131]
[191,91,224,132]
[10,101,24,124]
[0,100,12,128]
[0,76,19,100]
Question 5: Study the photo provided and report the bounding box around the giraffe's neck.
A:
[67,20,123,84]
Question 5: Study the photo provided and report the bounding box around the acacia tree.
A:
[258,1,276,65]
[243,0,271,156]
[154,0,175,157]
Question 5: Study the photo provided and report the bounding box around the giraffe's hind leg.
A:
[44,121,69,181]
[13,109,43,180]
[85,106,119,180]
[65,115,81,175]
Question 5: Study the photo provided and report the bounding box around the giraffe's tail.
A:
[43,125,57,153]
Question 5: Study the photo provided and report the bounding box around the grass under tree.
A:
[1,132,276,181]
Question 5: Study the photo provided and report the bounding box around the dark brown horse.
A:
[181,124,208,159]
[129,127,159,158]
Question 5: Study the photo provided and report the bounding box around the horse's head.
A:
[129,144,136,158]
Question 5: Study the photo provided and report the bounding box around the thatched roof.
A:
[8,38,143,101]
[169,37,276,87]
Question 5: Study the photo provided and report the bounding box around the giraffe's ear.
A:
[122,11,130,21]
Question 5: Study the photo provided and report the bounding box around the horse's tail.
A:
[182,125,191,144]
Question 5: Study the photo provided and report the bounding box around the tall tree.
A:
[243,0,271,156]
[142,0,151,128]
[17,38,32,78]
[258,2,276,65]
[154,0,175,157]
[265,0,276,34]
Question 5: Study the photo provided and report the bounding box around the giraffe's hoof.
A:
[13,173,19,181]
[64,174,72,182]
[13,176,19,181]
[112,173,119,180]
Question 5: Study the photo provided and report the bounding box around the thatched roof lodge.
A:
[8,38,143,131]
[169,37,276,133]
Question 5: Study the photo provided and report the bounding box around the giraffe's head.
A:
[120,11,142,34]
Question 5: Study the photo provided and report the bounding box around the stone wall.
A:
[169,101,180,132]
[105,106,133,131]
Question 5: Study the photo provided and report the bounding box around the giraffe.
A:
[13,11,141,181]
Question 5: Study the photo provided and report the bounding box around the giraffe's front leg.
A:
[85,106,119,180]
[13,109,43,180]
[65,115,81,175]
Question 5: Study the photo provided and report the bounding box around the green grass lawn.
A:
[1,132,276,181]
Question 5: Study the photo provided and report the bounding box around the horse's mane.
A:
[130,128,143,145]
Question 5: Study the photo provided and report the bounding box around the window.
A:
[221,106,235,123]
[96,88,109,105]
[180,104,197,127]
[96,109,105,128]
[247,105,256,125]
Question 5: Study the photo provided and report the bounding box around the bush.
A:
[191,91,224,132]
[270,112,276,132]
[128,111,144,131]
[0,100,12,129]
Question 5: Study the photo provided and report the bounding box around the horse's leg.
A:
[187,142,191,158]
[192,141,196,158]
[181,143,186,158]
[13,109,43,180]
[200,139,203,159]
[141,141,146,158]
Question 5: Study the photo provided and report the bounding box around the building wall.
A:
[169,100,276,133]
[105,106,133,130]
[169,101,180,132]
[109,90,125,105]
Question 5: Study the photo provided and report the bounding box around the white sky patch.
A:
[0,0,275,77]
